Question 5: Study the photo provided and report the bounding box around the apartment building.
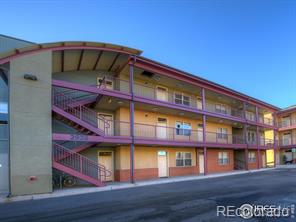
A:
[277,106,296,164]
[0,35,282,196]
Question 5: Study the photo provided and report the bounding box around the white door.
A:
[199,153,204,174]
[156,86,168,101]
[158,151,168,177]
[156,118,167,139]
[98,152,114,181]
[262,152,266,168]
[98,114,113,135]
[197,124,203,142]
[197,97,202,110]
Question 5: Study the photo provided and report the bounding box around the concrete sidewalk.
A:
[0,168,274,203]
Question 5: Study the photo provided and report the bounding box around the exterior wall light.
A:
[24,74,38,81]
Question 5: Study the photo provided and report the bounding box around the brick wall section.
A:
[169,166,199,177]
[207,149,234,173]
[115,168,158,182]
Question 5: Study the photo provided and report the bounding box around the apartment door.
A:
[98,151,114,181]
[97,77,113,90]
[197,97,202,110]
[156,86,168,102]
[199,153,205,174]
[262,152,266,168]
[156,118,167,139]
[98,113,113,135]
[158,151,168,177]
[197,124,204,142]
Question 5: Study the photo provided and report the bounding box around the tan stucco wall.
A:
[9,51,52,196]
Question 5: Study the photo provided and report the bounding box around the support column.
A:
[243,124,248,170]
[202,114,207,174]
[201,88,206,111]
[255,106,259,123]
[129,57,135,183]
[273,113,277,167]
[256,125,260,168]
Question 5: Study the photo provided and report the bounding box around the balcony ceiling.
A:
[52,50,129,74]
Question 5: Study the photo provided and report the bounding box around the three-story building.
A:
[0,36,282,196]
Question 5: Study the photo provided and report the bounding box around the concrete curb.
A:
[0,168,275,203]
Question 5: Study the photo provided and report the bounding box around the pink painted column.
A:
[201,88,206,111]
[129,57,135,183]
[256,125,261,168]
[202,114,207,175]
[243,102,248,170]
[243,124,248,170]
[273,113,277,167]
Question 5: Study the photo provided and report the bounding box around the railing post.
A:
[202,114,206,143]
[201,88,206,111]
[255,106,259,123]
[256,125,260,169]
[129,56,135,184]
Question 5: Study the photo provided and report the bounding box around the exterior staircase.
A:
[52,143,110,187]
[52,86,110,136]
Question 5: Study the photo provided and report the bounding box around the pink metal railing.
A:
[59,88,97,103]
[52,86,110,132]
[133,123,244,144]
[205,131,244,144]
[259,116,274,126]
[259,138,274,146]
[205,101,244,118]
[278,119,296,128]
[53,143,111,181]
[104,120,131,137]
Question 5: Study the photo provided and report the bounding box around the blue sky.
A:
[1,0,296,108]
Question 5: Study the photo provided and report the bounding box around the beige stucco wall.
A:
[9,51,52,196]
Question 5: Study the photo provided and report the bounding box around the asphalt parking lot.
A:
[0,168,296,222]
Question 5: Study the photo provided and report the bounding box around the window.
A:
[97,77,113,89]
[215,104,227,114]
[217,128,228,139]
[0,102,8,114]
[174,92,191,106]
[248,152,256,163]
[176,121,191,136]
[176,152,192,167]
[218,152,229,165]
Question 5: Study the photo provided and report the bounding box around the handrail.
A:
[52,86,110,130]
[133,122,244,144]
[53,143,112,181]
[278,119,296,128]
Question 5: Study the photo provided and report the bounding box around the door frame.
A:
[155,85,169,101]
[97,150,114,181]
[157,150,169,177]
[156,117,168,139]
[198,151,205,174]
